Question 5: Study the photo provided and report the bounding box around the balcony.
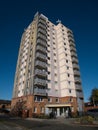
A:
[72,57,78,63]
[35,69,47,77]
[37,39,47,47]
[70,46,76,52]
[36,45,47,54]
[68,35,74,39]
[34,87,47,96]
[35,61,47,69]
[74,70,80,76]
[74,77,81,83]
[38,33,46,40]
[38,28,46,35]
[70,42,75,47]
[71,51,77,57]
[73,63,79,69]
[68,36,74,42]
[39,19,46,25]
[76,92,83,98]
[75,84,82,90]
[36,52,47,61]
[38,23,46,30]
[34,78,47,86]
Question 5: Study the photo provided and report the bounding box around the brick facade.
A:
[11,95,81,117]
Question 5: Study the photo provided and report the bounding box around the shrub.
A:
[79,116,94,124]
[32,113,49,119]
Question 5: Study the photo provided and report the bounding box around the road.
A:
[0,115,98,130]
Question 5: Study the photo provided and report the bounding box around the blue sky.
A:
[0,0,98,102]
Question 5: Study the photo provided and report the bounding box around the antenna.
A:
[56,19,61,24]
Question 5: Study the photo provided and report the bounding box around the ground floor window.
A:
[34,107,37,113]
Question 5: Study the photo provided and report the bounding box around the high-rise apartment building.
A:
[11,12,84,117]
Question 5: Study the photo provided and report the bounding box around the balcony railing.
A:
[74,77,81,83]
[76,92,83,98]
[38,28,46,35]
[38,23,46,30]
[72,57,78,63]
[71,51,77,57]
[36,45,47,54]
[70,42,75,47]
[35,61,47,69]
[38,33,46,40]
[73,63,79,69]
[74,70,80,76]
[34,87,47,96]
[75,84,82,90]
[37,39,47,46]
[39,19,46,25]
[34,78,47,86]
[35,69,47,77]
[68,36,74,42]
[36,52,47,61]
[70,46,76,52]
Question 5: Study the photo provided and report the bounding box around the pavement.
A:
[26,117,98,127]
[0,115,98,130]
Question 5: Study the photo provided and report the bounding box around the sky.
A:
[0,0,98,102]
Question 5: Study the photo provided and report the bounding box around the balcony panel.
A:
[36,52,47,61]
[74,70,80,76]
[34,78,47,86]
[71,51,77,57]
[35,61,47,69]
[38,28,46,35]
[74,77,81,83]
[70,42,75,47]
[37,39,47,46]
[38,23,46,30]
[68,36,75,42]
[76,92,83,98]
[34,88,47,96]
[75,85,82,90]
[70,46,76,52]
[39,19,46,25]
[36,45,46,54]
[35,69,47,77]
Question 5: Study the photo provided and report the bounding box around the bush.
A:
[32,113,49,119]
[79,116,94,124]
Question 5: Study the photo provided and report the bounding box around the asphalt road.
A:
[0,115,98,130]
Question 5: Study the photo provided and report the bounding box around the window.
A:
[41,107,44,113]
[48,57,50,60]
[55,81,58,84]
[48,72,50,74]
[56,98,59,103]
[67,73,70,77]
[69,97,73,102]
[55,73,57,76]
[54,60,56,62]
[48,98,52,102]
[34,107,37,113]
[68,81,71,84]
[67,66,69,70]
[69,89,71,93]
[65,53,67,56]
[54,53,56,56]
[66,60,68,63]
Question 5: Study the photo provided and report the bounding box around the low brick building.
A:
[84,102,98,112]
[0,100,11,112]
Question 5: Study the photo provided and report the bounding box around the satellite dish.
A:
[56,19,61,24]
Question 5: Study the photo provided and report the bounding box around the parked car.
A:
[86,108,98,118]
